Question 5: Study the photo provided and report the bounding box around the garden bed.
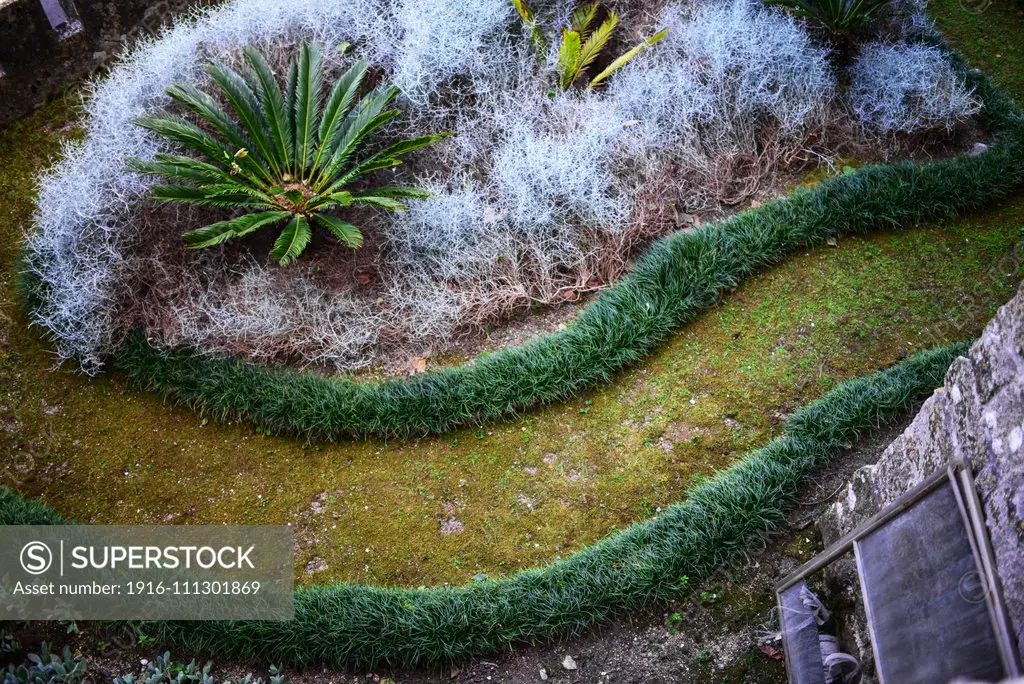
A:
[21,0,1000,387]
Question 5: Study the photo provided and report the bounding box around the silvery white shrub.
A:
[392,0,517,102]
[492,91,629,238]
[26,0,958,373]
[848,42,981,134]
[383,183,512,282]
[168,262,386,370]
[611,0,835,150]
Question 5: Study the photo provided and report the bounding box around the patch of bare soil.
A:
[1,416,909,684]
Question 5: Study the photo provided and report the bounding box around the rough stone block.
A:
[819,283,1024,657]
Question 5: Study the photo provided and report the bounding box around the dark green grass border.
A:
[96,49,1023,440]
[0,488,68,525]
[1,342,969,666]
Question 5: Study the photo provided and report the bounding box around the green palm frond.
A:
[205,63,281,177]
[270,215,313,266]
[575,10,618,79]
[349,196,410,212]
[313,60,369,174]
[164,82,260,173]
[131,41,450,266]
[589,26,669,87]
[557,29,583,90]
[149,184,272,209]
[134,115,238,170]
[311,214,363,249]
[552,3,666,91]
[762,0,890,33]
[359,186,433,199]
[569,2,599,38]
[243,46,294,173]
[183,211,293,249]
[316,84,402,189]
[293,42,325,180]
[326,132,453,192]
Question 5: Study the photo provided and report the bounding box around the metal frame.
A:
[775,460,1021,683]
[39,0,82,40]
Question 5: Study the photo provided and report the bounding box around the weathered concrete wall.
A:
[0,0,215,124]
[819,281,1024,671]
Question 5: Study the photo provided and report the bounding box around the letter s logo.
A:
[20,541,53,575]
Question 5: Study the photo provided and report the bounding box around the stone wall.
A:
[0,0,215,124]
[818,281,1024,676]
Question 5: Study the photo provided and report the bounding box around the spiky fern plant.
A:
[130,43,450,266]
[511,1,667,90]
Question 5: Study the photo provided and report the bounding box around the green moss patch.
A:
[932,0,1024,100]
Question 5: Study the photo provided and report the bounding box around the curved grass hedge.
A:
[102,52,1024,440]
[1,342,969,666]
[0,488,68,525]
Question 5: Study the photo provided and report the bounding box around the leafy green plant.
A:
[666,612,683,633]
[3,643,87,684]
[0,629,22,656]
[113,652,285,684]
[761,0,892,35]
[131,42,450,266]
[511,1,667,89]
[558,4,668,89]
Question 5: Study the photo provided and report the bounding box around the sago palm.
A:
[510,1,667,90]
[762,0,892,34]
[131,42,450,266]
